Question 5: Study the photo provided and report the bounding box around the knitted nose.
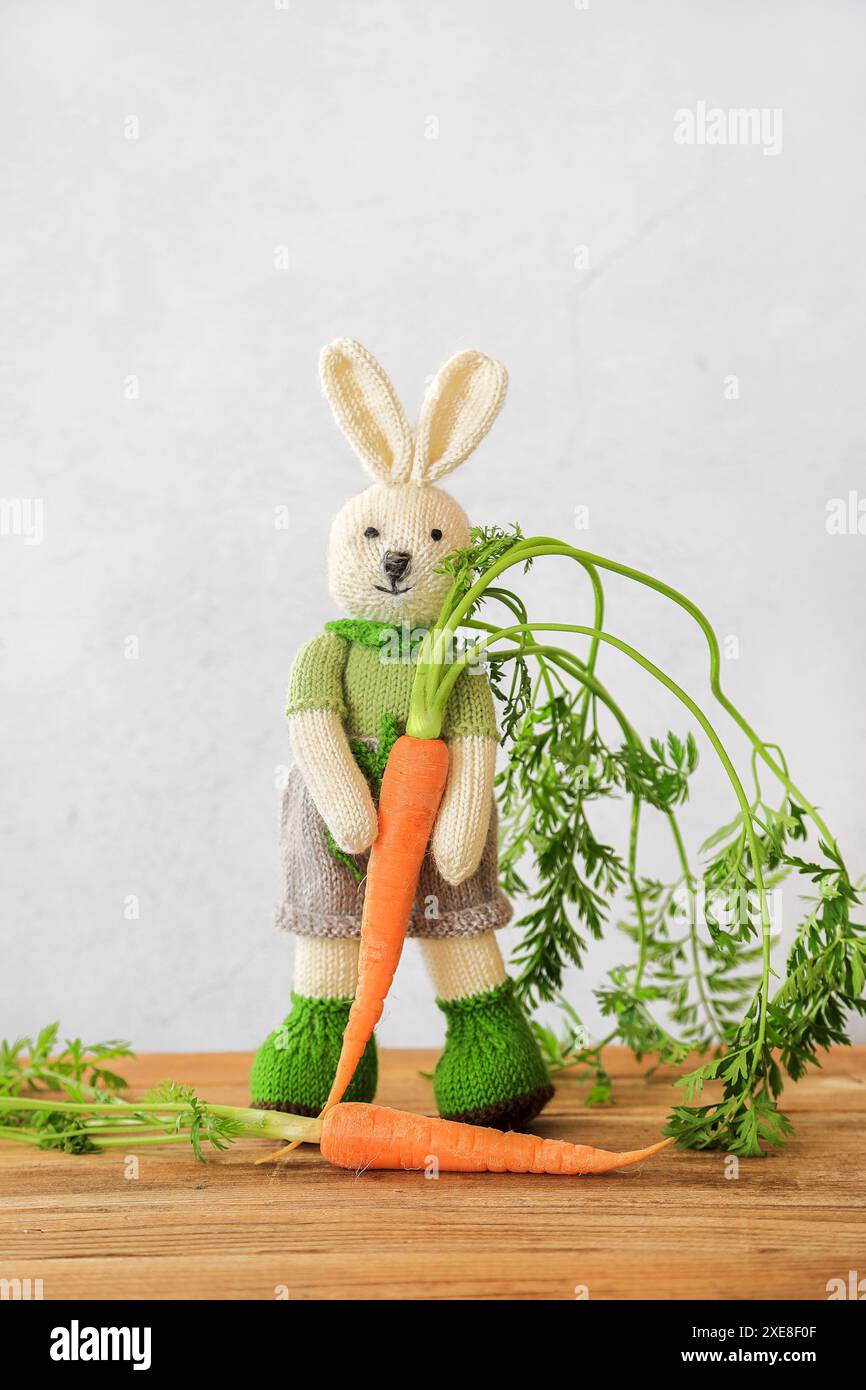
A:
[382,550,411,580]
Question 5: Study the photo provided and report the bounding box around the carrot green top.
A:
[286,627,498,740]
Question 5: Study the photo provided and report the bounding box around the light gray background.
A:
[2,1,864,1051]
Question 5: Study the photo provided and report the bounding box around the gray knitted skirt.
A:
[275,766,513,939]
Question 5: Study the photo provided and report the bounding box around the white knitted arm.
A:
[430,735,497,886]
[288,708,377,855]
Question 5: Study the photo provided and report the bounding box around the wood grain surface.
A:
[1,1047,863,1301]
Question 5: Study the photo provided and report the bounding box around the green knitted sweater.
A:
[285,627,497,740]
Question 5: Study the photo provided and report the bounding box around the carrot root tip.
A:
[256,1138,306,1165]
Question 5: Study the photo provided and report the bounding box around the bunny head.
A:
[321,339,508,625]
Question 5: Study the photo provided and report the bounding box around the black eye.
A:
[364,526,379,539]
[430,528,443,541]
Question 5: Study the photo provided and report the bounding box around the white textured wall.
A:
[2,1,864,1051]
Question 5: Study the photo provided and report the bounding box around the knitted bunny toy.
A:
[251,340,553,1128]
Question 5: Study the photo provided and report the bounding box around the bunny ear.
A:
[320,338,413,483]
[412,349,508,484]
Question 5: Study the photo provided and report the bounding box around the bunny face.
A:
[319,337,507,626]
[328,482,471,623]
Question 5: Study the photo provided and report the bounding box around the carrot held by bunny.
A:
[251,340,552,1129]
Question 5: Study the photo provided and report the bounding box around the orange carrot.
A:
[264,1102,673,1173]
[321,735,449,1115]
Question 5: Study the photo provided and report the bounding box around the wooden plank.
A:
[0,1047,863,1301]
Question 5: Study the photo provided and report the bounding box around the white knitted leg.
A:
[293,936,359,999]
[419,931,507,1002]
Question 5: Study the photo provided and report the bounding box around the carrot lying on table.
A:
[261,1102,673,1173]
[320,735,449,1117]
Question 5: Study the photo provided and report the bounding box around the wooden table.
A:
[1,1047,863,1301]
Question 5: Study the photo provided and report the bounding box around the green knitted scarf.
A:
[324,618,428,656]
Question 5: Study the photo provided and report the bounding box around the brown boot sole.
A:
[250,1098,319,1118]
[440,1082,555,1132]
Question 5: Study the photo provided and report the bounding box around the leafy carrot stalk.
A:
[319,734,449,1116]
[0,1082,672,1176]
[0,1086,319,1158]
[399,524,864,1157]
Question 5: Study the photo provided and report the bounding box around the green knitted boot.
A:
[250,993,377,1116]
[433,980,554,1129]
